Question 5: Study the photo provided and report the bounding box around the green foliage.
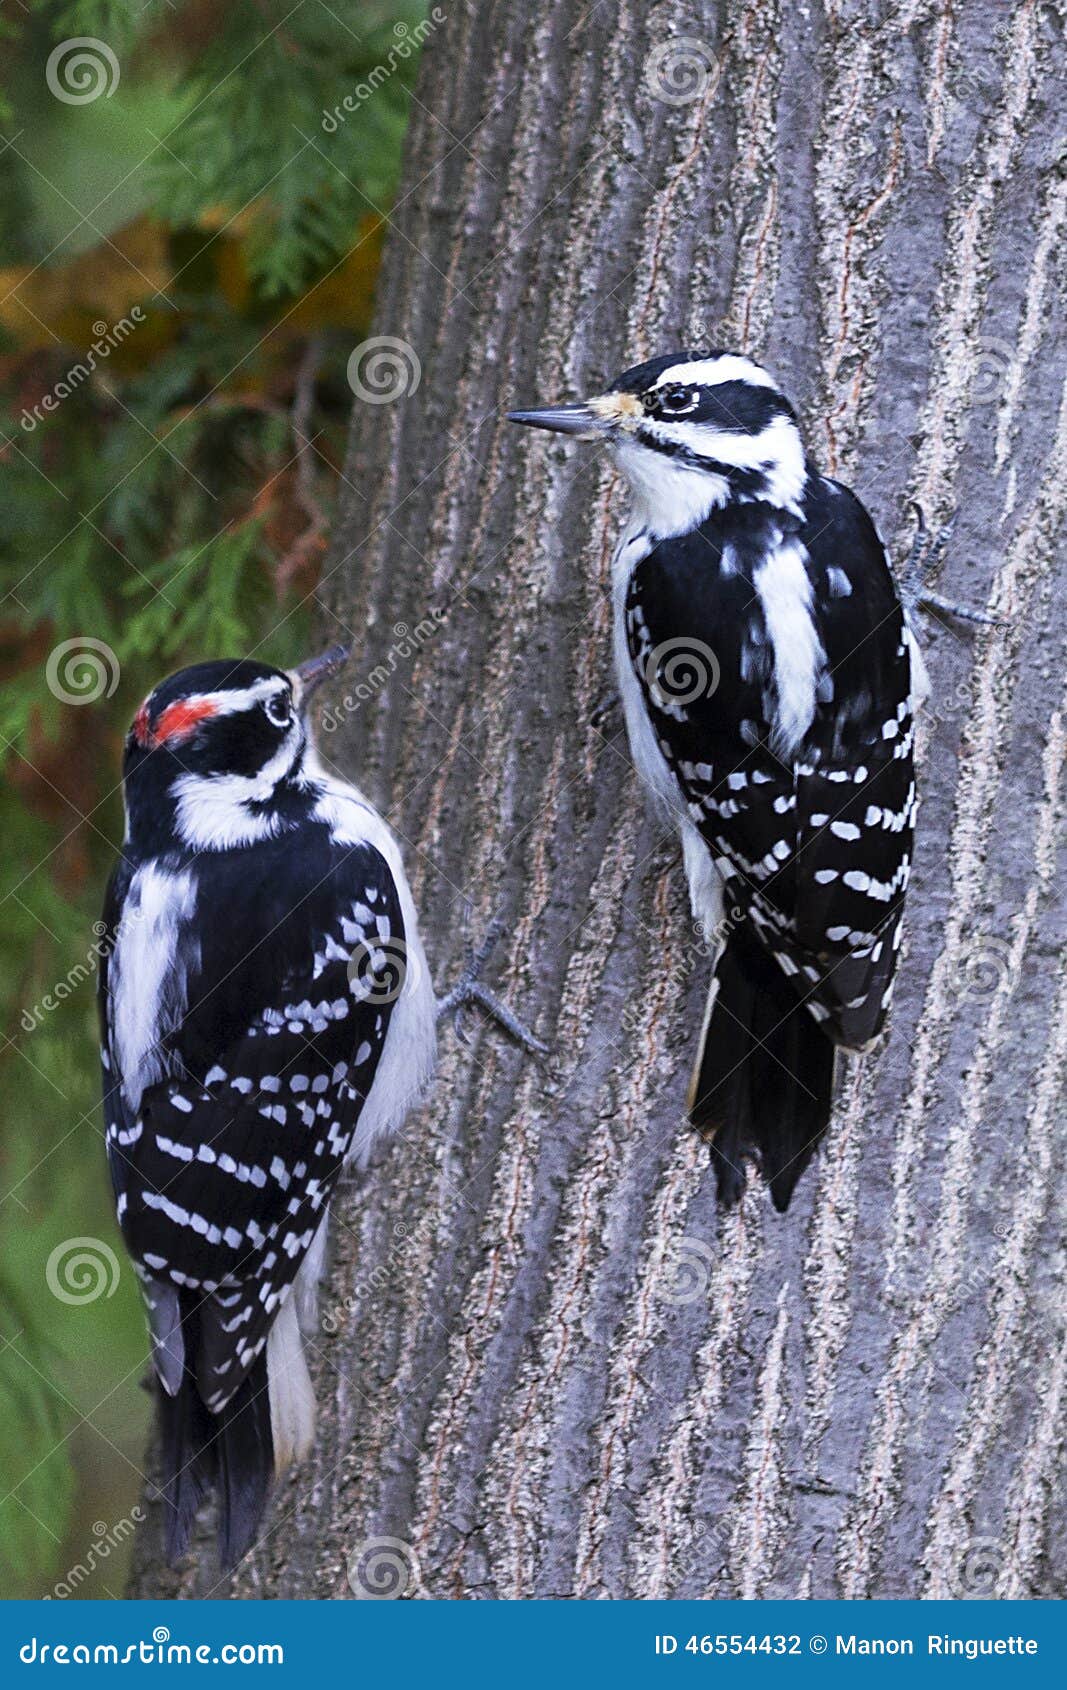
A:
[143,3,422,296]
[0,1270,75,1586]
[0,0,425,1593]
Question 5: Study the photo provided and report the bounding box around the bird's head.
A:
[121,645,350,852]
[508,349,807,535]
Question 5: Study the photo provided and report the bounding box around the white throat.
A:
[614,439,726,540]
[613,411,807,537]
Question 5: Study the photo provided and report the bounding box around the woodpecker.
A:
[510,350,933,1210]
[100,646,537,1567]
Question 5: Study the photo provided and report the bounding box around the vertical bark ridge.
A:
[919,1,956,169]
[993,172,1067,474]
[919,693,1066,1594]
[631,1193,764,1598]
[481,870,689,1598]
[813,7,906,477]
[562,1128,705,1600]
[1002,1243,1067,1599]
[410,809,641,1564]
[724,1287,792,1599]
[909,0,1044,519]
[887,384,1067,1280]
[720,0,783,354]
[800,1061,870,1462]
[838,390,1067,1596]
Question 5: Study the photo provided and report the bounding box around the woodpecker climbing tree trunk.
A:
[130,0,1065,1599]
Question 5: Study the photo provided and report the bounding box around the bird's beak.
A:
[506,401,611,439]
[291,643,351,707]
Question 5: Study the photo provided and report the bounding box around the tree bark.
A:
[130,0,1065,1600]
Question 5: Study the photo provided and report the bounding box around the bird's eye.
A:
[266,694,293,729]
[659,383,693,413]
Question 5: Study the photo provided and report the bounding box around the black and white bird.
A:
[510,350,932,1210]
[99,646,535,1567]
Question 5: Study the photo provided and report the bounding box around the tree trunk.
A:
[130,0,1065,1600]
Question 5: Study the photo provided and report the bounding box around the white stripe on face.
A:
[650,355,778,391]
[171,724,307,849]
[153,676,290,726]
[624,411,807,522]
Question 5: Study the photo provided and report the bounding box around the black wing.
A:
[101,831,404,1410]
[627,477,916,1047]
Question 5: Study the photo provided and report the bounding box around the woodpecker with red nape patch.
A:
[100,646,540,1567]
[510,349,947,1210]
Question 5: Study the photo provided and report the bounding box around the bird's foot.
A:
[436,916,548,1054]
[900,503,1003,626]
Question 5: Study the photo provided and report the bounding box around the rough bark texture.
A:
[130,0,1065,1600]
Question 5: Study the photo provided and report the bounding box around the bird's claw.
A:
[914,589,1003,626]
[436,915,547,1055]
[900,502,1002,626]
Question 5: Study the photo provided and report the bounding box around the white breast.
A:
[611,522,728,940]
[611,520,686,821]
[307,762,437,1163]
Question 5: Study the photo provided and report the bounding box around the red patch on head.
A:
[152,697,220,746]
[131,693,220,750]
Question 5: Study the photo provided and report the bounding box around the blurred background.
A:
[0,0,424,1598]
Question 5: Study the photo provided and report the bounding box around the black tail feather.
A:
[690,923,836,1211]
[215,1358,274,1569]
[158,1355,216,1564]
[157,1295,274,1569]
